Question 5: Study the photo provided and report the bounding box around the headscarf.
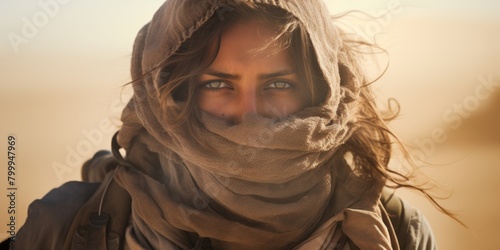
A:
[113,0,398,249]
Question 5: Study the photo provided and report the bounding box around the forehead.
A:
[208,18,292,70]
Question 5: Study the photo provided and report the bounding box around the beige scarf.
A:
[114,0,398,249]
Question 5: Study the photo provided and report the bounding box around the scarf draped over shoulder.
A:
[114,0,398,249]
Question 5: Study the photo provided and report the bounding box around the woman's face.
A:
[195,18,310,124]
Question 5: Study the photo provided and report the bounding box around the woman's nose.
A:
[230,91,260,124]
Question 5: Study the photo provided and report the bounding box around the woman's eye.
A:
[266,81,293,90]
[203,81,231,89]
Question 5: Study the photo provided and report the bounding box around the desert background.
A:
[1,0,499,249]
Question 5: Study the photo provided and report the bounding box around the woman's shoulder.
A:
[382,191,437,250]
[400,201,436,250]
[12,181,100,249]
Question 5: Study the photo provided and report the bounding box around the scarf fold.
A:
[115,0,398,249]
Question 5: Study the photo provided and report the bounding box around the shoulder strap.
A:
[63,136,133,250]
[63,170,131,250]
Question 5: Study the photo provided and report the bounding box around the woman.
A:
[12,0,437,249]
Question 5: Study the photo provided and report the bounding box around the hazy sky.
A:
[1,0,499,54]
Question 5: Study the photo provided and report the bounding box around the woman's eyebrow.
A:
[203,70,240,80]
[202,69,296,80]
[258,70,296,80]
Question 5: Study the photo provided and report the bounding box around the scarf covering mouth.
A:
[114,0,398,249]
